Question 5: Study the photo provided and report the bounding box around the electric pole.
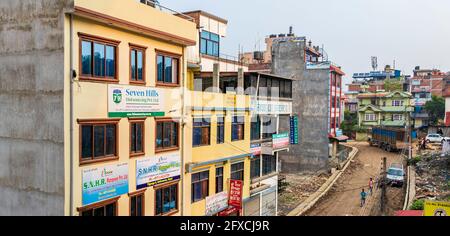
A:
[380,157,387,215]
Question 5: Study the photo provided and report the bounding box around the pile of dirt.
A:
[414,153,450,201]
[277,173,331,216]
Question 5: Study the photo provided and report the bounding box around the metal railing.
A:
[140,0,194,22]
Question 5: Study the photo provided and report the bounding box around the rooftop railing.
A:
[139,0,194,22]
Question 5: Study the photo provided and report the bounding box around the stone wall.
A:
[272,40,330,173]
[0,0,73,215]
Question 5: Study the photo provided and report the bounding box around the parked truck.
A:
[368,127,409,152]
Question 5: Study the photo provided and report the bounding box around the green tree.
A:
[341,110,358,135]
[384,79,403,92]
[424,95,445,125]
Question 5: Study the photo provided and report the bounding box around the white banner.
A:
[136,153,181,189]
[108,84,164,117]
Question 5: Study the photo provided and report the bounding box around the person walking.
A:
[360,189,367,207]
[368,178,374,195]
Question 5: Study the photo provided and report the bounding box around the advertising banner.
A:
[82,163,129,206]
[136,153,181,189]
[108,84,165,118]
[290,115,299,144]
[250,143,262,156]
[272,132,290,149]
[228,180,243,209]
[424,200,450,216]
[251,99,292,115]
[205,192,229,216]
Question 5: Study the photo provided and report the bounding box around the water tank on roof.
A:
[253,51,264,61]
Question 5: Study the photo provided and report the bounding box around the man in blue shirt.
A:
[360,189,367,207]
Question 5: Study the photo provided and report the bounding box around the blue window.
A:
[217,117,225,144]
[193,118,211,147]
[81,41,92,75]
[232,116,245,141]
[130,47,145,82]
[200,30,220,57]
[155,184,178,215]
[156,54,179,85]
[191,171,209,203]
[80,35,117,80]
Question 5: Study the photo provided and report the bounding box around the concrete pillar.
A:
[332,140,338,159]
[213,63,220,93]
[237,68,244,95]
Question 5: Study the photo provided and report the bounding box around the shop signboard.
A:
[82,163,129,206]
[290,115,299,144]
[336,128,343,137]
[251,99,292,115]
[250,143,261,156]
[136,153,181,189]
[424,200,450,216]
[205,192,229,216]
[272,132,290,149]
[108,84,164,118]
[228,180,243,209]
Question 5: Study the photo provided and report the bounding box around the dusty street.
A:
[306,142,406,216]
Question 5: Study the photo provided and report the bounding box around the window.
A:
[192,171,209,203]
[232,116,245,141]
[155,184,178,215]
[262,116,277,139]
[156,120,179,152]
[129,191,145,216]
[251,116,261,141]
[250,157,261,179]
[331,96,336,108]
[200,31,220,57]
[219,77,237,93]
[365,114,376,121]
[215,167,224,193]
[79,33,119,81]
[79,198,118,216]
[130,120,144,156]
[392,100,404,106]
[156,52,180,85]
[217,117,225,144]
[262,155,277,175]
[272,79,280,98]
[130,44,146,84]
[285,80,292,98]
[79,119,118,164]
[231,162,244,181]
[393,114,403,121]
[193,118,211,147]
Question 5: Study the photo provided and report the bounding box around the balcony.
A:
[186,90,251,112]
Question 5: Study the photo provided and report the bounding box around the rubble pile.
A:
[414,153,450,201]
[277,173,330,215]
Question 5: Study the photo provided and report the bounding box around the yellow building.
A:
[180,11,253,216]
[64,0,197,216]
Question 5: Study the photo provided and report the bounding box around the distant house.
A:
[357,91,413,129]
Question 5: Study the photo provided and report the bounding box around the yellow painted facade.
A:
[182,81,252,215]
[64,0,197,216]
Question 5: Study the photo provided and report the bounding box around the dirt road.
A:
[306,142,405,216]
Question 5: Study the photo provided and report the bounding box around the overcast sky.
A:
[163,0,450,86]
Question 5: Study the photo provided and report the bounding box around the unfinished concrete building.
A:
[272,39,345,173]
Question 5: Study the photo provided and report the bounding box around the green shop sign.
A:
[108,85,165,118]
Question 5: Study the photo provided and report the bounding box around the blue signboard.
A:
[82,163,129,206]
[290,115,299,144]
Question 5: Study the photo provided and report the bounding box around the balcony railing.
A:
[139,0,194,22]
